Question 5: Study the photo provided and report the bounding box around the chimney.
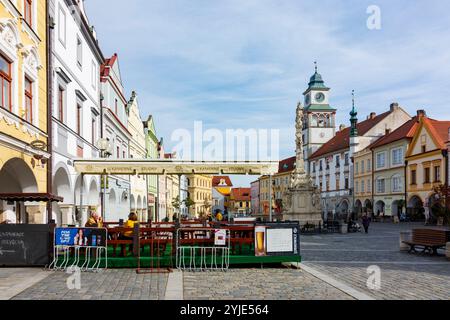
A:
[390,102,399,112]
[385,128,391,135]
[369,112,376,119]
[339,124,346,131]
[417,110,426,119]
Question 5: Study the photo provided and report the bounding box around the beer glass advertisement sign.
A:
[55,228,107,247]
[255,223,300,256]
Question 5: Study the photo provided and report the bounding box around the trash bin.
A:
[340,222,348,234]
[399,231,411,251]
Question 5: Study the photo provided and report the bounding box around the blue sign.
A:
[55,228,107,247]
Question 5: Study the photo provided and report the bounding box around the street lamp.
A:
[96,138,111,220]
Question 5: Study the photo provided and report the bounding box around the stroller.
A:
[348,219,362,233]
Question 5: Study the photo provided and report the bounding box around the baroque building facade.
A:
[0,0,49,223]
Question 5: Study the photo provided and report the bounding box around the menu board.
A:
[266,228,293,253]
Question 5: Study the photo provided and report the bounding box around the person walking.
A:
[362,214,371,234]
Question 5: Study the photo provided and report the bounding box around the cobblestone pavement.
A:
[301,222,450,300]
[183,268,354,300]
[12,269,168,300]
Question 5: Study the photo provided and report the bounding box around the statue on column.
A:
[290,103,310,188]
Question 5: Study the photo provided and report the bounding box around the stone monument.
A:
[283,103,323,225]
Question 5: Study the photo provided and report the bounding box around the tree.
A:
[172,196,181,220]
[432,184,450,225]
[183,197,195,217]
[203,198,212,215]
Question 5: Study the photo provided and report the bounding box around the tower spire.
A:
[350,90,358,137]
[314,61,318,73]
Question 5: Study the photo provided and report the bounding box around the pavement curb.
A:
[0,269,51,300]
[164,270,183,300]
[285,262,376,301]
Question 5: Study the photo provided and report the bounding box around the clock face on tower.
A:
[315,92,325,103]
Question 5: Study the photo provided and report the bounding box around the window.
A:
[336,178,340,190]
[0,54,12,111]
[355,162,359,175]
[91,116,96,145]
[411,170,417,185]
[367,179,371,192]
[392,175,402,192]
[91,61,97,89]
[361,180,365,193]
[77,37,83,68]
[434,166,441,182]
[344,178,349,189]
[319,160,323,171]
[24,77,33,122]
[58,6,66,46]
[367,159,371,171]
[424,167,430,184]
[392,148,403,166]
[76,104,82,135]
[326,158,330,170]
[312,162,316,173]
[336,155,340,167]
[24,0,32,26]
[355,181,359,193]
[58,86,64,122]
[376,178,385,193]
[123,151,125,159]
[361,161,365,173]
[421,145,426,153]
[344,153,349,166]
[376,152,386,169]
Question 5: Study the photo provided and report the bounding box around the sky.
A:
[84,0,450,187]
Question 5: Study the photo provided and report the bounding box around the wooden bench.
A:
[402,228,450,255]
[138,227,175,256]
[107,227,135,257]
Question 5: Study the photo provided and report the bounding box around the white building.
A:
[50,0,104,226]
[308,102,411,220]
[126,91,148,221]
[100,54,131,221]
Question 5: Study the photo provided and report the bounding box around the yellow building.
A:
[186,174,212,217]
[229,188,251,215]
[405,112,450,222]
[353,147,373,217]
[0,1,49,224]
[259,156,295,216]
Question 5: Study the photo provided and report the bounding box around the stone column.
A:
[59,205,75,226]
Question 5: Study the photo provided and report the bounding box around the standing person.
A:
[362,214,371,234]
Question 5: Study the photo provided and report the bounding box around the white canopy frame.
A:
[73,159,279,222]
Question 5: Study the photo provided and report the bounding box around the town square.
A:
[0,0,449,309]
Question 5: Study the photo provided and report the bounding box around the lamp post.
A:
[97,138,110,220]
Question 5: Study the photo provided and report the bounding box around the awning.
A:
[0,193,64,202]
[73,159,280,175]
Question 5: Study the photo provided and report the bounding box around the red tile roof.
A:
[278,156,296,173]
[424,118,450,149]
[231,188,251,201]
[369,116,419,149]
[310,111,391,159]
[212,176,233,187]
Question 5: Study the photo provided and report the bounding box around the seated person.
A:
[122,213,138,238]
[118,213,138,256]
[85,210,103,228]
